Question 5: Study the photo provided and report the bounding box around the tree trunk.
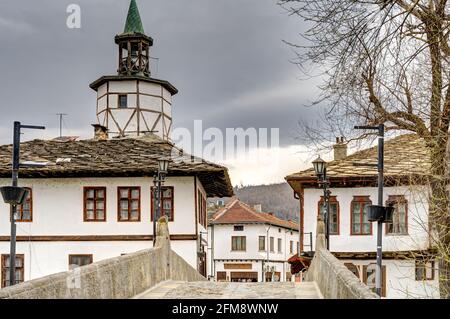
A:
[428,138,450,298]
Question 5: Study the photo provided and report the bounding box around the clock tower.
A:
[90,0,178,139]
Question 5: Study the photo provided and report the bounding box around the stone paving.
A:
[135,280,323,299]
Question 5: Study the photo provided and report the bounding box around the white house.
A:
[0,0,233,288]
[286,134,439,298]
[207,199,299,283]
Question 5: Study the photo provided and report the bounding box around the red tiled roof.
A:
[210,199,298,230]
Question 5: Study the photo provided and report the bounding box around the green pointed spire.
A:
[123,0,145,34]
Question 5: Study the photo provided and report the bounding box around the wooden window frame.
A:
[350,196,372,235]
[277,238,282,253]
[363,264,386,297]
[415,260,435,281]
[258,236,266,251]
[385,195,408,235]
[83,187,107,222]
[290,240,294,254]
[318,195,340,235]
[1,254,24,288]
[231,236,246,251]
[197,189,207,228]
[197,189,203,227]
[117,187,141,222]
[68,254,93,270]
[13,187,33,222]
[151,186,174,222]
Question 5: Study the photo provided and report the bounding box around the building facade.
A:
[0,0,233,288]
[286,134,440,298]
[207,199,299,282]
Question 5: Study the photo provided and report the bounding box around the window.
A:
[151,186,174,221]
[234,225,244,231]
[117,187,140,221]
[1,254,24,288]
[290,241,294,254]
[69,255,93,270]
[363,263,386,297]
[415,260,435,281]
[318,196,339,235]
[351,196,372,235]
[12,187,32,222]
[118,94,128,108]
[297,242,300,254]
[198,190,207,227]
[231,236,246,251]
[344,263,360,278]
[277,238,282,253]
[200,192,207,227]
[84,187,106,222]
[258,236,266,251]
[386,195,408,235]
[270,237,274,252]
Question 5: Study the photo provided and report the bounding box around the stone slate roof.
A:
[210,198,299,231]
[123,0,145,35]
[286,134,429,189]
[0,135,234,198]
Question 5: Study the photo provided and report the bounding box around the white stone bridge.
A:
[0,218,377,299]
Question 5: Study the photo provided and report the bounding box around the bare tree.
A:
[278,0,449,297]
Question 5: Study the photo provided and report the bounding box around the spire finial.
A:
[124,0,145,34]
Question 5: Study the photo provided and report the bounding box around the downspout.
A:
[266,224,271,282]
[211,224,215,280]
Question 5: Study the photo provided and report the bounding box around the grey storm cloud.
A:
[0,0,319,146]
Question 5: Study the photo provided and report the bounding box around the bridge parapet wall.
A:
[0,217,205,299]
[305,218,378,299]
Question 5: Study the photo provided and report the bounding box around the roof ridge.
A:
[292,133,420,175]
[237,200,268,222]
[337,133,417,162]
[212,198,239,221]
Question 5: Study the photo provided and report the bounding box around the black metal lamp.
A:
[367,205,395,223]
[0,186,28,205]
[312,156,326,177]
[158,159,170,175]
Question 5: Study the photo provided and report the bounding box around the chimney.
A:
[92,124,108,141]
[253,204,262,213]
[333,137,347,161]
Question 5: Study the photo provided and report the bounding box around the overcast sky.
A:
[0,0,325,185]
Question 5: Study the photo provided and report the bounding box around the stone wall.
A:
[0,218,205,299]
[305,218,378,299]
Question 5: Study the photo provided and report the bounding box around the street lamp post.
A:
[1,122,45,287]
[354,124,385,297]
[312,156,331,250]
[153,159,169,245]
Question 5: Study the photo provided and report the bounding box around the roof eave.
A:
[89,75,178,95]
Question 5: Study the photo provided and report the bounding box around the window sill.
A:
[385,233,409,236]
